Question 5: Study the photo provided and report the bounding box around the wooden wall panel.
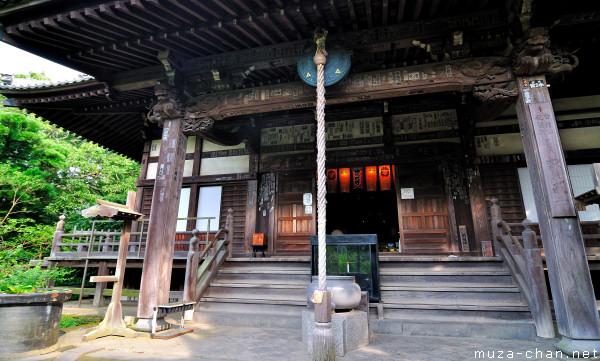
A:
[479,164,526,228]
[220,182,248,256]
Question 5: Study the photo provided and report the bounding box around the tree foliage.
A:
[0,96,139,265]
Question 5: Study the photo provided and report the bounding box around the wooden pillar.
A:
[245,180,258,256]
[137,86,188,325]
[468,166,490,255]
[516,74,600,348]
[92,262,108,307]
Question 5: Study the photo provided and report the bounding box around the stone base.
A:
[554,337,600,359]
[302,309,369,356]
[134,317,170,332]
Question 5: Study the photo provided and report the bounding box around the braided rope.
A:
[315,50,327,292]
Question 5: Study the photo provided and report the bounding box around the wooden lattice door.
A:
[274,177,315,255]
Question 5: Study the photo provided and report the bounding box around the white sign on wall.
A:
[401,188,414,199]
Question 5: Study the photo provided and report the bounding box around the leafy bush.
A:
[59,315,103,329]
[0,263,74,294]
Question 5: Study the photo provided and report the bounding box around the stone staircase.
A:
[194,257,311,329]
[371,256,538,340]
[194,255,538,340]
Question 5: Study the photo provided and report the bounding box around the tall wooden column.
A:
[516,74,600,352]
[136,85,188,328]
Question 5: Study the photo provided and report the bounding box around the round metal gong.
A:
[297,46,352,87]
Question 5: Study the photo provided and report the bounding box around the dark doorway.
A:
[326,190,399,251]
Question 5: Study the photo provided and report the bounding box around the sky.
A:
[0,42,87,81]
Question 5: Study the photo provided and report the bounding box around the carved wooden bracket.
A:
[182,115,257,153]
[147,84,184,126]
[513,27,579,78]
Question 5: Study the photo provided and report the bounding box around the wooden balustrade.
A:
[489,197,555,338]
[182,209,234,320]
[49,214,219,260]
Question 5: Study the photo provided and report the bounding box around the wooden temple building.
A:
[2,0,600,354]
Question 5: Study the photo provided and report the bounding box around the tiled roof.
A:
[0,74,95,90]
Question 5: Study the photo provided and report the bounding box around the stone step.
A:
[370,318,536,340]
[218,268,311,275]
[380,282,517,290]
[381,302,529,312]
[197,298,305,315]
[379,262,507,272]
[194,310,302,329]
[215,272,312,284]
[380,289,525,305]
[204,285,306,301]
[379,274,513,285]
[370,304,533,322]
[200,296,306,307]
[380,269,512,276]
[210,282,308,289]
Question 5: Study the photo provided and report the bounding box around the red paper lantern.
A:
[339,168,351,193]
[379,165,392,191]
[352,168,364,190]
[326,169,338,193]
[365,166,377,192]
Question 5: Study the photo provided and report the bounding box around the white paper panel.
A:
[196,186,222,232]
[176,187,191,232]
[202,140,245,152]
[183,160,194,177]
[146,162,158,179]
[200,155,249,176]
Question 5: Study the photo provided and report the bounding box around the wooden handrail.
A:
[489,198,554,338]
[182,209,234,320]
[497,220,526,257]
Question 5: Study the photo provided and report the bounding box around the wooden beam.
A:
[164,0,207,22]
[185,57,512,120]
[212,0,239,17]
[185,10,504,73]
[413,0,424,21]
[382,0,389,26]
[247,15,276,44]
[397,0,406,23]
[347,0,358,30]
[279,8,302,37]
[114,1,167,31]
[365,0,373,28]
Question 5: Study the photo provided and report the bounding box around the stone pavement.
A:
[17,300,583,361]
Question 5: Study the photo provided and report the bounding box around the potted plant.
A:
[0,262,73,358]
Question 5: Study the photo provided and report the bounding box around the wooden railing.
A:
[49,215,218,260]
[183,209,233,318]
[489,198,555,338]
[501,220,600,258]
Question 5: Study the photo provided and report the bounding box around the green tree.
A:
[0,96,139,264]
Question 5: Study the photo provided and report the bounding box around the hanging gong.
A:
[296,45,352,87]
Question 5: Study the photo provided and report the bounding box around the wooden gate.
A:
[274,176,315,255]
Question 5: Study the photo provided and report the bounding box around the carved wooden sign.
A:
[186,57,513,121]
[518,76,576,218]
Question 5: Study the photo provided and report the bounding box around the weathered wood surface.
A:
[245,180,258,256]
[468,166,491,255]
[490,199,554,338]
[83,191,138,340]
[185,57,513,121]
[516,74,600,339]
[522,220,554,338]
[137,117,188,320]
[92,261,107,307]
